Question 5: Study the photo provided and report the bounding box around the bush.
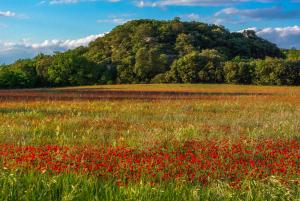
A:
[0,69,35,89]
[255,58,299,85]
[151,73,168,83]
[224,60,254,84]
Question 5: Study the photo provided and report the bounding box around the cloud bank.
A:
[254,26,300,49]
[39,0,120,5]
[135,0,276,7]
[0,34,104,64]
[0,11,16,17]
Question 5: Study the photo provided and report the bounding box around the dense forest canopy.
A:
[0,19,299,88]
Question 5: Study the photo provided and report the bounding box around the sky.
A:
[0,0,300,64]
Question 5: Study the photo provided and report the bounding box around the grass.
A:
[0,84,299,200]
[0,171,299,201]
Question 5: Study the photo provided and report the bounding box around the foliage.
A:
[168,51,204,83]
[134,47,168,82]
[0,59,37,88]
[0,69,33,89]
[254,58,299,85]
[284,48,300,61]
[47,50,101,86]
[1,19,299,88]
[166,49,226,83]
[224,58,255,84]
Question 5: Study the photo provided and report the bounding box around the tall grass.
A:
[0,96,299,146]
[0,171,299,201]
[0,84,299,200]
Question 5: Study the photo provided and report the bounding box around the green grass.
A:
[0,171,299,201]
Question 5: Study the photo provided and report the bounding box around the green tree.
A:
[0,69,33,89]
[255,58,297,85]
[9,59,38,88]
[0,19,292,88]
[224,59,254,84]
[198,49,225,83]
[169,51,204,83]
[48,51,98,86]
[175,33,196,56]
[34,54,53,86]
[286,48,300,61]
[134,47,168,82]
[117,56,136,84]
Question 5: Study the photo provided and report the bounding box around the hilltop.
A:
[0,19,299,88]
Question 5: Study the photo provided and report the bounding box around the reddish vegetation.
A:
[0,89,273,101]
[1,139,299,187]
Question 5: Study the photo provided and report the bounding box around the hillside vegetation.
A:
[0,18,300,88]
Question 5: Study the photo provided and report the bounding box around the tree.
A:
[34,54,53,86]
[255,58,298,85]
[0,19,293,88]
[286,48,300,61]
[117,56,136,84]
[47,51,99,86]
[171,17,184,33]
[134,47,168,82]
[169,51,204,83]
[9,59,38,88]
[168,49,226,84]
[151,73,168,83]
[198,49,225,83]
[0,69,33,89]
[224,59,254,84]
[133,22,158,48]
[175,33,196,56]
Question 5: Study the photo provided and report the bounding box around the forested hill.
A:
[0,19,299,88]
[94,18,283,60]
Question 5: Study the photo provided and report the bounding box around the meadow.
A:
[0,84,299,201]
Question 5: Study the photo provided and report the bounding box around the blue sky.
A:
[1,0,300,63]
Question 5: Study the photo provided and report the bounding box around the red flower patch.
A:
[0,139,299,186]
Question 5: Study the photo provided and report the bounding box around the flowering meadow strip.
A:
[1,139,299,187]
[0,88,276,102]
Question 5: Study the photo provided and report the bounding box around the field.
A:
[0,84,299,201]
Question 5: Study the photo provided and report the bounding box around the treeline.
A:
[0,19,299,88]
[156,51,300,85]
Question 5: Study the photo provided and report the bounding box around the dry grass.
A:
[0,84,299,147]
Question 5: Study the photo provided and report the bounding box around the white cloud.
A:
[215,7,300,20]
[135,0,274,7]
[181,13,201,21]
[0,34,104,64]
[97,18,130,24]
[49,0,95,4]
[0,11,28,19]
[242,26,300,49]
[38,0,288,7]
[39,0,119,4]
[209,6,300,26]
[97,14,134,25]
[0,11,16,17]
